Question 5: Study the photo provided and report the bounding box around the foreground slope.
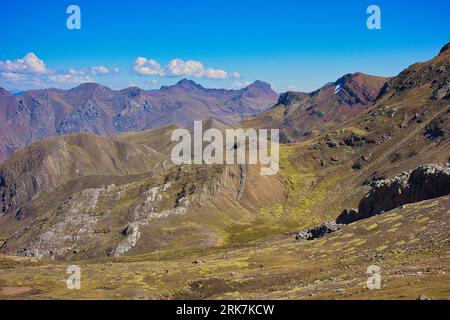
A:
[0,195,448,299]
[0,124,286,259]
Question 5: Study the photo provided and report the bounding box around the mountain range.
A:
[0,79,278,162]
[0,43,449,299]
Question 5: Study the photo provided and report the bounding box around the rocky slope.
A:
[243,73,388,143]
[0,123,285,259]
[0,133,166,216]
[0,79,278,162]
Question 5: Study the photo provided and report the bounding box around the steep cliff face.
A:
[337,164,450,224]
[359,163,450,215]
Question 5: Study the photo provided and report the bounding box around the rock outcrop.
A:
[295,220,342,240]
[336,209,359,225]
[337,163,450,224]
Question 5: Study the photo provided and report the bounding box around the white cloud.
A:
[230,72,241,79]
[68,68,85,76]
[166,58,206,77]
[0,72,27,81]
[133,57,164,76]
[48,73,93,84]
[0,53,119,90]
[0,53,47,74]
[166,58,229,79]
[0,73,48,90]
[134,56,240,80]
[204,68,228,79]
[90,65,110,76]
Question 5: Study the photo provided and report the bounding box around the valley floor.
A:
[0,196,449,300]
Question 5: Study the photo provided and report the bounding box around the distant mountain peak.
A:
[334,72,365,86]
[174,79,204,91]
[247,80,272,90]
[249,80,269,86]
[68,82,111,94]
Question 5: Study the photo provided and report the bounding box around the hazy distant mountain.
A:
[0,79,278,162]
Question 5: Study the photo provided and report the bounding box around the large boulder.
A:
[295,220,342,241]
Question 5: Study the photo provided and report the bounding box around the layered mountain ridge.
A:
[0,79,278,162]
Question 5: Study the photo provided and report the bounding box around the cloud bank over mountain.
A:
[133,56,240,80]
[0,53,243,91]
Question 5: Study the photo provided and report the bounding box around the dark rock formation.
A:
[295,220,342,241]
[343,134,375,147]
[336,209,359,225]
[325,135,338,148]
[353,154,372,170]
[122,225,134,236]
[338,163,450,224]
[425,118,447,140]
[431,80,450,100]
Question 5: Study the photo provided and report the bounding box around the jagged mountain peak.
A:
[334,72,364,85]
[277,91,309,105]
[243,71,388,143]
[173,78,205,91]
[246,80,272,90]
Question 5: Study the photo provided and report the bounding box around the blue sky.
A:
[0,0,449,92]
